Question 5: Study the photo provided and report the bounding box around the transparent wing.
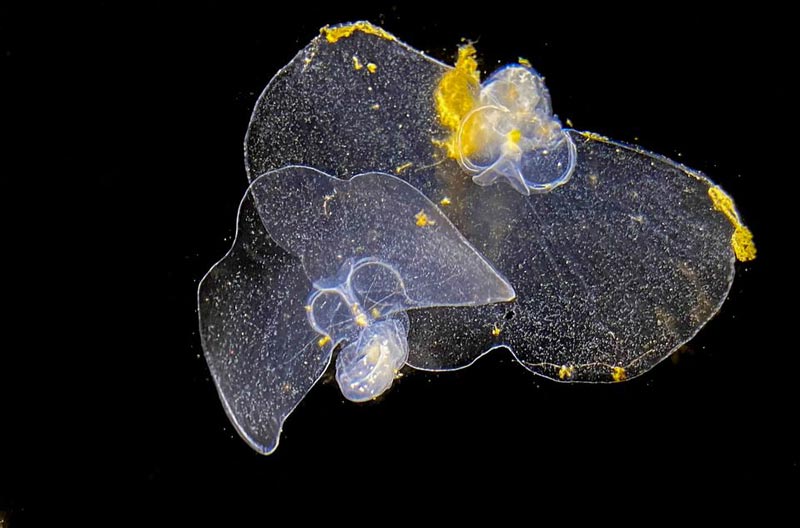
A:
[249,166,515,307]
[244,22,746,382]
[405,132,736,382]
[199,166,516,452]
[198,190,333,455]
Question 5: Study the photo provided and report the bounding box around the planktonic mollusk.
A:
[244,21,754,383]
[199,166,513,453]
[199,21,755,455]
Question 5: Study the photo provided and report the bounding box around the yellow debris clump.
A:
[434,44,480,158]
[611,366,627,382]
[558,365,574,380]
[708,186,756,262]
[321,21,396,44]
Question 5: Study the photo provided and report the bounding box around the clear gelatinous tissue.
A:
[200,21,755,454]
[199,166,513,453]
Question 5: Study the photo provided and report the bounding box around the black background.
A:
[2,3,796,524]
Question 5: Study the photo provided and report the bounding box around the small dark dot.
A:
[504,310,515,321]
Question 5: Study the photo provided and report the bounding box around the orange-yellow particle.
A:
[366,62,377,73]
[320,22,396,44]
[491,324,502,337]
[355,313,369,327]
[415,210,430,227]
[611,366,627,382]
[439,197,452,206]
[708,186,756,262]
[508,128,522,145]
[370,307,381,319]
[558,365,574,380]
[352,56,363,70]
[518,57,532,67]
[395,162,413,174]
[318,335,331,347]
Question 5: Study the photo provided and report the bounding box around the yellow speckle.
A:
[491,324,502,337]
[320,21,396,44]
[355,313,369,327]
[371,103,380,110]
[439,197,452,206]
[580,131,610,143]
[304,305,312,312]
[558,365,574,380]
[395,162,413,174]
[352,56,363,70]
[434,44,480,158]
[518,57,532,67]
[318,335,331,347]
[366,62,377,73]
[415,210,430,227]
[611,366,627,382]
[708,186,756,262]
[370,307,381,318]
[588,174,599,186]
[507,128,522,145]
[565,118,574,127]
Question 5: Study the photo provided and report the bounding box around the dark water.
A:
[2,3,795,524]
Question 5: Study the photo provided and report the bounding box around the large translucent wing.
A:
[198,190,333,455]
[246,26,445,182]
[405,132,736,381]
[244,23,745,382]
[249,167,514,307]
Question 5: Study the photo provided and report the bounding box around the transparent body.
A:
[457,65,577,194]
[199,166,513,453]
[199,22,753,455]
[244,22,750,382]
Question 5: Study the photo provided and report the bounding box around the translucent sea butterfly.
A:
[200,22,755,454]
[199,166,513,453]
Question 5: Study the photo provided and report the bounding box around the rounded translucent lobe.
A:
[349,260,408,315]
[307,258,408,342]
[305,287,356,344]
[244,27,739,382]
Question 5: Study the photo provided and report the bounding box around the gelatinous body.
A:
[244,21,754,386]
[199,166,513,453]
[456,65,577,194]
[304,259,411,400]
[335,316,409,402]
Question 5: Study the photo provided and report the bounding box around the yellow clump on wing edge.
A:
[320,21,396,44]
[611,366,627,382]
[434,44,481,158]
[708,186,756,262]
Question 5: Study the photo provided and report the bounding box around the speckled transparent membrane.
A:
[244,22,752,383]
[198,166,513,454]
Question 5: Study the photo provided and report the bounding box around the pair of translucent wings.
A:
[199,22,745,454]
